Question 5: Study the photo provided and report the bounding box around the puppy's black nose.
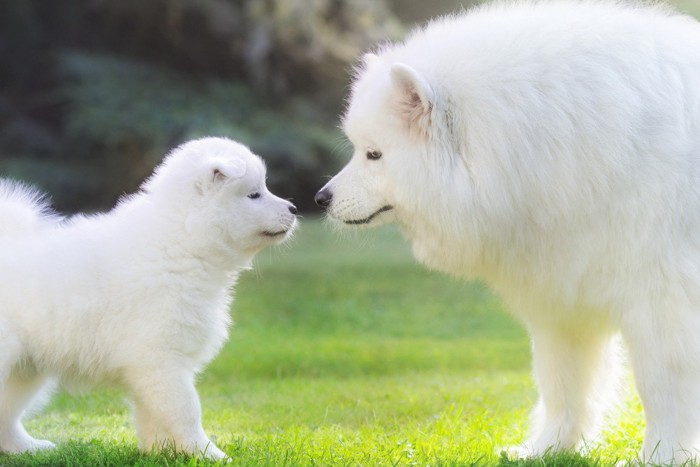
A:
[289,204,298,215]
[314,189,332,208]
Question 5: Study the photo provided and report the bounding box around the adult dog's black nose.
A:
[314,188,333,208]
[289,204,298,215]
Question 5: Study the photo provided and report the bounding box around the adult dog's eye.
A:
[366,149,382,160]
[247,192,261,199]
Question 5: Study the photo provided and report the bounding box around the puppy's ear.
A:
[198,158,246,194]
[212,168,227,183]
[210,158,246,184]
[390,63,434,139]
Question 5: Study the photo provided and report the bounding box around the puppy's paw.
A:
[29,438,56,452]
[0,436,56,454]
[199,443,229,462]
[499,442,536,460]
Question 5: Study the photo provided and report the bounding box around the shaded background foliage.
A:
[0,0,446,212]
[1,0,698,212]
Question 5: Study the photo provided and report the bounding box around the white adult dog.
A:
[0,137,297,459]
[316,1,700,464]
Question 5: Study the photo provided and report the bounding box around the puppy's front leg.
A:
[0,373,56,454]
[124,366,226,460]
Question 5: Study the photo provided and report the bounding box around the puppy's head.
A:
[145,137,297,255]
[315,54,453,229]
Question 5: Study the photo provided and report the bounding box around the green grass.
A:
[1,219,647,466]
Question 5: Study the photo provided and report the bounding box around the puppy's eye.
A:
[247,192,261,199]
[366,149,382,160]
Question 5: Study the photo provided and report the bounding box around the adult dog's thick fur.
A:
[0,137,297,459]
[316,1,700,463]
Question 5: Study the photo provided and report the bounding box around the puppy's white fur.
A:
[0,137,297,459]
[317,1,700,463]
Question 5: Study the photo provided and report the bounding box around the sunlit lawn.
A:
[2,219,647,466]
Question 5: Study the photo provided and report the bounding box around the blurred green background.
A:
[1,0,699,213]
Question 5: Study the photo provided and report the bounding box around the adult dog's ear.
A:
[390,63,434,139]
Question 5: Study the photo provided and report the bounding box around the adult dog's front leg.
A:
[515,321,621,457]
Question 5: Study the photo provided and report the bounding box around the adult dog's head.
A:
[144,137,298,256]
[315,53,459,230]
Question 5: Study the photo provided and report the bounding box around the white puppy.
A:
[0,137,297,459]
[316,1,700,464]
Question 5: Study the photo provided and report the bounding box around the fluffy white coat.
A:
[316,1,700,463]
[0,137,297,459]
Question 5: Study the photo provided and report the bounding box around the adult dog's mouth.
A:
[344,205,394,225]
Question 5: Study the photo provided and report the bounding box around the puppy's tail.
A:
[0,179,61,237]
